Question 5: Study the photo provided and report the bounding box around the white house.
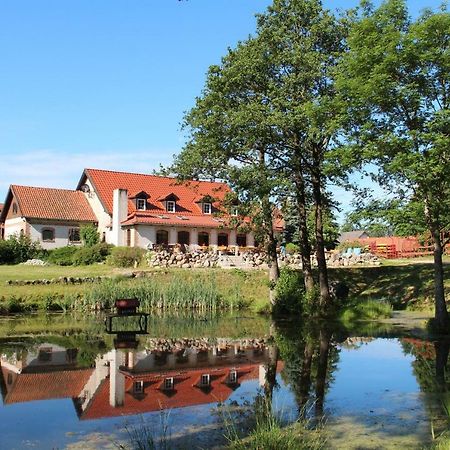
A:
[0,168,265,250]
[0,185,97,249]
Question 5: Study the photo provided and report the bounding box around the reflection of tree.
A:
[274,321,339,422]
[401,338,450,437]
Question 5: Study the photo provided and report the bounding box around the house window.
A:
[166,200,176,213]
[156,230,169,245]
[164,377,174,390]
[12,203,18,214]
[236,234,247,247]
[202,203,212,214]
[133,380,144,394]
[42,228,55,242]
[229,370,238,384]
[218,233,228,247]
[198,232,209,247]
[178,230,190,245]
[200,374,210,387]
[231,207,239,216]
[136,198,146,210]
[68,228,80,243]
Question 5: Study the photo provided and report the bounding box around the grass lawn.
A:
[0,258,448,313]
[0,264,270,312]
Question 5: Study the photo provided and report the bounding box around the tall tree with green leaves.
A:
[255,0,348,305]
[338,0,450,330]
[171,37,283,304]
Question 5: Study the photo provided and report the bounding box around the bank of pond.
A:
[0,264,444,317]
[0,311,448,449]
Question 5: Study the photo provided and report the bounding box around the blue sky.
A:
[0,0,443,215]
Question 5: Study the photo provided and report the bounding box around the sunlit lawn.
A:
[0,258,448,311]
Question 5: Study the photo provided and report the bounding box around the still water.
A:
[0,312,448,449]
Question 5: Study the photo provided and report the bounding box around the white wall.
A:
[4,217,26,239]
[29,223,82,250]
[136,225,157,248]
[83,178,113,241]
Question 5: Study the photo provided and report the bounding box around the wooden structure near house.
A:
[358,236,434,259]
[105,298,149,349]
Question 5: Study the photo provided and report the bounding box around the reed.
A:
[79,274,243,312]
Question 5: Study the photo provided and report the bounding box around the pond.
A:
[0,311,448,449]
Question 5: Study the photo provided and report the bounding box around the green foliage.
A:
[0,234,43,265]
[285,243,299,254]
[46,246,78,266]
[273,268,319,315]
[341,198,427,238]
[337,0,450,325]
[80,275,239,312]
[80,224,100,247]
[107,246,145,267]
[339,299,393,323]
[71,243,112,266]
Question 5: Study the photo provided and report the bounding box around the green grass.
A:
[0,266,270,314]
[0,260,448,314]
[339,299,393,324]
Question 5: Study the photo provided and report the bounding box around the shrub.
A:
[46,246,78,266]
[274,268,305,313]
[72,243,112,265]
[107,246,145,267]
[0,234,43,264]
[285,243,299,254]
[80,224,100,247]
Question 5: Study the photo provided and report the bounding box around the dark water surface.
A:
[0,312,448,449]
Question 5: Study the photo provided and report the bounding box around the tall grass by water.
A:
[339,299,393,323]
[79,275,244,312]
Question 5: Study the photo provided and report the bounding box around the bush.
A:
[72,243,112,265]
[285,242,299,254]
[107,246,145,267]
[46,246,78,266]
[274,268,305,313]
[0,234,43,264]
[80,224,100,247]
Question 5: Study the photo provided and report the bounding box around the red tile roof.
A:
[80,364,261,420]
[79,168,231,225]
[9,185,97,222]
[2,368,93,404]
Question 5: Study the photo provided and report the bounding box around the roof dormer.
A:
[195,195,214,215]
[129,191,150,211]
[157,193,179,213]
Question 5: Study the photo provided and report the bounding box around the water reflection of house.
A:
[0,343,93,404]
[1,342,281,420]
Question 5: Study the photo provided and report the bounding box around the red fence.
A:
[357,236,434,259]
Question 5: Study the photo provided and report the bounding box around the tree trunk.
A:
[430,226,449,332]
[434,339,449,389]
[299,340,314,419]
[259,148,280,305]
[294,172,314,292]
[315,328,330,419]
[311,160,330,307]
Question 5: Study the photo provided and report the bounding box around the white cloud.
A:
[0,148,176,201]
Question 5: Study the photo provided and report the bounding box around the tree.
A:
[80,224,100,247]
[254,0,349,305]
[338,0,450,330]
[172,0,348,309]
[341,198,428,237]
[171,37,282,304]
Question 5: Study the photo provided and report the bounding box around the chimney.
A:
[112,188,128,246]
